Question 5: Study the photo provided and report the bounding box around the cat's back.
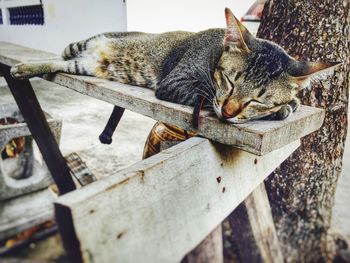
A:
[87,29,224,88]
[105,31,195,63]
[88,30,194,87]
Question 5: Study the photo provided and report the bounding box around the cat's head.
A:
[213,8,340,124]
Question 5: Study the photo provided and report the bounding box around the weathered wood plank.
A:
[0,42,324,155]
[245,184,283,263]
[55,137,299,263]
[229,184,284,263]
[161,141,223,263]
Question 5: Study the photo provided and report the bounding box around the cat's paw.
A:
[10,63,34,79]
[263,104,293,121]
[274,104,293,120]
[288,99,300,112]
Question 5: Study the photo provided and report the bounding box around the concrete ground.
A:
[0,77,349,259]
[0,78,156,179]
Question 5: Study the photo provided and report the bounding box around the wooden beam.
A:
[55,138,299,263]
[229,184,284,263]
[0,42,324,155]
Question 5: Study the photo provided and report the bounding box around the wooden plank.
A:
[160,141,223,263]
[55,137,300,263]
[0,42,324,155]
[245,184,283,262]
[229,184,283,263]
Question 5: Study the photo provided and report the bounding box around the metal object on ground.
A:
[65,152,96,186]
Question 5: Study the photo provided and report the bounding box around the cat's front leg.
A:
[274,104,294,120]
[10,63,39,79]
[10,61,61,79]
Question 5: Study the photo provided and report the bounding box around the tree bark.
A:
[256,1,350,262]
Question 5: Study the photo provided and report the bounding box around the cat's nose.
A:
[222,102,242,119]
[222,109,232,119]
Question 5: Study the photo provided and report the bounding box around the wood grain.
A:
[55,138,299,263]
[161,141,223,263]
[229,184,283,263]
[0,42,325,155]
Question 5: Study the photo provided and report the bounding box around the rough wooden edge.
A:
[49,73,324,156]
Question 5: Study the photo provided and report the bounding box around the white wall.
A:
[0,0,127,54]
[0,0,256,54]
[126,0,256,33]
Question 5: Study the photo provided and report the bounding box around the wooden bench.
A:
[0,42,325,262]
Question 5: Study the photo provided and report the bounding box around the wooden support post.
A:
[229,184,283,263]
[182,226,223,263]
[0,64,75,195]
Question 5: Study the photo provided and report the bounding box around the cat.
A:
[10,8,339,125]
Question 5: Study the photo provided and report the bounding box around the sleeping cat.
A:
[10,8,338,124]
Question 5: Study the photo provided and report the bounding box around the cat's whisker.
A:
[201,105,214,110]
[190,62,218,100]
[194,89,214,103]
[195,91,213,102]
[197,95,213,104]
[194,87,213,98]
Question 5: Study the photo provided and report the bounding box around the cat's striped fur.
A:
[11,8,339,124]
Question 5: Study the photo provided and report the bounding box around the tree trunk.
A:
[256,1,349,262]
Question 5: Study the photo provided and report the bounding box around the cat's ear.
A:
[288,60,341,87]
[224,7,253,52]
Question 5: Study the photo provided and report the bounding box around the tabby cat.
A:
[11,8,339,124]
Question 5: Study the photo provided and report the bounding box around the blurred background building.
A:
[0,0,255,54]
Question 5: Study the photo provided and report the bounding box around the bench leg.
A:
[0,64,76,195]
[228,183,284,263]
[182,226,223,263]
